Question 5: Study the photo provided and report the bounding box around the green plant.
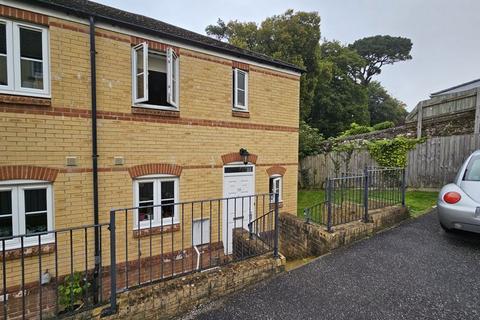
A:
[372,121,394,131]
[367,136,422,168]
[299,120,324,158]
[58,272,91,311]
[340,123,373,137]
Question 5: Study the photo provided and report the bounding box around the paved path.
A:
[182,210,480,320]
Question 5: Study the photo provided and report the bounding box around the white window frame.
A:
[132,44,179,110]
[0,181,54,250]
[0,18,50,97]
[133,175,179,229]
[233,68,248,111]
[269,175,282,203]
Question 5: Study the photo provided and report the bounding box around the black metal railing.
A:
[0,193,280,319]
[0,223,111,320]
[304,167,406,231]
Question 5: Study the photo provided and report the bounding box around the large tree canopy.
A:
[349,35,412,85]
[367,81,408,126]
[206,10,321,120]
[310,41,369,137]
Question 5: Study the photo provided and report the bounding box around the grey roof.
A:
[430,78,480,97]
[30,0,305,73]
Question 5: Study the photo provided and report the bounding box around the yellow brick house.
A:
[0,0,301,317]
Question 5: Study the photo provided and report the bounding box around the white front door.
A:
[223,164,255,254]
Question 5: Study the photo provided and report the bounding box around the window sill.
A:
[1,242,55,261]
[133,223,180,238]
[232,110,250,118]
[0,93,51,107]
[269,202,284,210]
[132,106,180,118]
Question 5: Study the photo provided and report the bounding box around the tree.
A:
[206,10,322,121]
[367,81,408,125]
[299,121,324,158]
[310,41,369,137]
[349,35,412,85]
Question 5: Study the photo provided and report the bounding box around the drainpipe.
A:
[89,15,100,303]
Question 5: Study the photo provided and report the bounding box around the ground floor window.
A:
[134,176,179,228]
[269,175,282,203]
[0,182,53,248]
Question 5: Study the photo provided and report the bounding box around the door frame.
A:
[222,162,256,254]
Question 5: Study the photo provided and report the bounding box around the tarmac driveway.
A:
[183,210,480,320]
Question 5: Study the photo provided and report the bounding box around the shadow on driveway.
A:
[182,210,480,320]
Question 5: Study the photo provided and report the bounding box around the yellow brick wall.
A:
[0,13,299,286]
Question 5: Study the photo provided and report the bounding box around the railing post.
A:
[363,166,369,223]
[327,179,333,232]
[401,168,406,207]
[304,208,311,224]
[273,192,279,259]
[108,210,117,314]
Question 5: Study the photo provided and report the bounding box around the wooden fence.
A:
[299,134,480,189]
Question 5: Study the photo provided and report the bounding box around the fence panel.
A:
[300,134,480,189]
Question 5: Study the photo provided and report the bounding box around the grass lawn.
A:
[297,189,438,218]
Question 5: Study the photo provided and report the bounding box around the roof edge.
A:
[430,78,480,97]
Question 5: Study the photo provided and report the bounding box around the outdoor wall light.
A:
[239,148,250,165]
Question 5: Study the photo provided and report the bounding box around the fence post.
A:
[273,192,280,259]
[401,168,406,207]
[108,210,117,314]
[363,166,369,223]
[327,179,333,232]
[304,208,311,224]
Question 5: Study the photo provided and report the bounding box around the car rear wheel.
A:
[440,222,453,233]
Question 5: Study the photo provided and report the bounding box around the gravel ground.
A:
[181,210,480,320]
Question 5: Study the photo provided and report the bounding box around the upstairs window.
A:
[0,182,53,249]
[269,175,282,203]
[132,43,179,109]
[233,68,248,111]
[134,176,179,229]
[0,19,49,97]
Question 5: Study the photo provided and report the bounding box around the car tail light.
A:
[444,192,461,204]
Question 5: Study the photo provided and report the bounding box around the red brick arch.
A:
[221,152,258,165]
[266,166,286,176]
[0,166,59,182]
[128,163,183,178]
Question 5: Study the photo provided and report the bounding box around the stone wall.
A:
[67,254,285,320]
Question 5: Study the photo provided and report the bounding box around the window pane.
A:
[136,48,143,73]
[237,71,245,90]
[0,56,7,86]
[0,24,5,55]
[25,212,47,234]
[161,181,174,199]
[237,90,245,106]
[21,59,43,89]
[138,202,154,222]
[161,200,174,219]
[24,189,47,213]
[465,155,480,181]
[20,27,42,60]
[224,167,253,173]
[136,74,144,99]
[0,191,11,215]
[139,182,153,202]
[0,216,12,238]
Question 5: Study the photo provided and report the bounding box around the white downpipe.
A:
[194,245,201,270]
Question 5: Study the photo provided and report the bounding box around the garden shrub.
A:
[372,121,395,131]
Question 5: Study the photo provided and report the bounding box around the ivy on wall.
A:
[366,136,422,168]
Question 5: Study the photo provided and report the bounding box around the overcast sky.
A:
[96,0,480,111]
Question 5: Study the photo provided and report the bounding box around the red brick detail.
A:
[0,5,49,25]
[0,105,299,133]
[128,163,183,178]
[131,36,180,55]
[0,94,51,107]
[266,165,286,176]
[48,21,131,43]
[250,66,300,81]
[133,224,180,238]
[132,106,180,118]
[180,50,232,66]
[0,243,55,261]
[232,110,250,118]
[0,166,59,182]
[232,61,250,71]
[221,152,258,165]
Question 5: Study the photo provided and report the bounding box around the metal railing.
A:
[0,193,280,319]
[304,167,406,231]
